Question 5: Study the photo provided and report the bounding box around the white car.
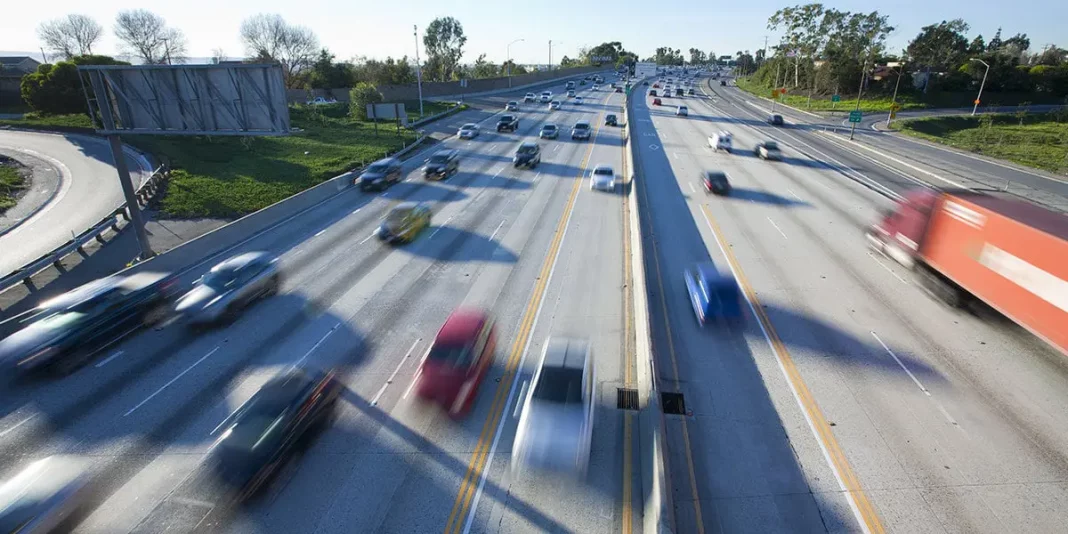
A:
[549,100,561,110]
[592,84,600,91]
[524,93,536,103]
[540,91,553,103]
[676,106,688,117]
[506,101,519,111]
[512,338,595,477]
[709,131,733,152]
[574,96,584,105]
[458,123,479,139]
[590,165,616,191]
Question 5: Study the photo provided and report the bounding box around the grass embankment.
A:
[2,106,418,218]
[896,113,1068,174]
[733,77,1065,114]
[0,112,94,131]
[403,100,460,122]
[0,162,27,211]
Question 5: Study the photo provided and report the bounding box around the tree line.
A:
[736,3,1067,100]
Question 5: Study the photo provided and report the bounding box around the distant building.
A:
[0,56,42,105]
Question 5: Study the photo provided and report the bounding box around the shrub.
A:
[348,83,383,120]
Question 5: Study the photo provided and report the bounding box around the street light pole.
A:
[970,58,990,116]
[886,62,904,128]
[849,57,870,141]
[507,38,525,88]
[414,25,424,117]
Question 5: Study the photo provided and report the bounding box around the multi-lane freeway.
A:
[1,66,1067,534]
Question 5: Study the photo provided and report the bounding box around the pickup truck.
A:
[497,115,519,132]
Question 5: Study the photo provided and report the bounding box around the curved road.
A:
[0,130,151,279]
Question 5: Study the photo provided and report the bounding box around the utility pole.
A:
[970,58,990,116]
[886,62,904,128]
[549,40,553,71]
[850,55,871,141]
[414,25,424,117]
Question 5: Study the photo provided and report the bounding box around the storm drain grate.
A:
[661,392,686,415]
[617,388,640,410]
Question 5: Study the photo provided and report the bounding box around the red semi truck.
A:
[867,188,1068,356]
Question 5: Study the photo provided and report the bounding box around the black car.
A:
[701,170,731,195]
[358,157,403,191]
[497,115,519,132]
[0,273,178,374]
[604,114,618,126]
[207,367,342,501]
[513,142,541,168]
[423,149,460,180]
[720,80,727,86]
[643,81,649,86]
[768,114,784,126]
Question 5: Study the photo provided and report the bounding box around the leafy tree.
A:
[38,14,102,60]
[348,82,383,120]
[308,49,355,89]
[1033,46,1067,66]
[653,47,684,65]
[351,56,417,86]
[499,60,528,76]
[768,3,826,87]
[688,48,707,65]
[470,54,497,78]
[560,56,580,68]
[906,19,969,72]
[21,55,128,115]
[114,9,187,64]
[423,17,466,82]
[240,14,320,88]
[968,35,986,55]
[987,28,1003,52]
[584,42,630,65]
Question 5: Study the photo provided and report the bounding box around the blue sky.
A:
[4,0,1066,64]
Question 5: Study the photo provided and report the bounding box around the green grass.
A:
[0,163,27,212]
[896,113,1068,175]
[403,100,460,122]
[0,112,94,130]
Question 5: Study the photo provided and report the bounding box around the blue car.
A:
[684,263,742,324]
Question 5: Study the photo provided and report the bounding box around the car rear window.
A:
[594,168,613,176]
[532,367,583,404]
[500,115,515,122]
[543,125,557,131]
[429,154,451,163]
[427,344,473,367]
[460,124,475,130]
[574,123,589,130]
[765,142,779,149]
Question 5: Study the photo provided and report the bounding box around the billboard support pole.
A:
[108,134,154,259]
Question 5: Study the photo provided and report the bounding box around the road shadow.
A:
[402,226,517,264]
[388,179,471,203]
[724,187,812,208]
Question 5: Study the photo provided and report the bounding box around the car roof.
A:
[575,121,590,126]
[390,201,422,213]
[372,157,399,166]
[541,338,589,371]
[593,164,613,172]
[40,272,169,309]
[212,251,270,272]
[519,142,538,149]
[460,123,477,128]
[436,309,488,346]
[432,149,458,157]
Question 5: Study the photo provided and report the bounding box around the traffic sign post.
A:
[831,94,840,110]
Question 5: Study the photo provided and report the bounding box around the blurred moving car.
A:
[513,142,542,168]
[720,80,727,86]
[675,87,684,97]
[357,157,403,191]
[684,263,742,325]
[615,86,623,93]
[592,84,600,91]
[687,88,695,95]
[549,100,562,110]
[589,165,616,192]
[604,114,618,126]
[653,98,662,106]
[540,91,553,103]
[423,148,460,180]
[754,141,782,161]
[571,121,592,141]
[206,367,341,501]
[0,455,94,533]
[458,123,480,139]
[175,252,281,326]
[567,90,576,98]
[768,114,784,126]
[524,93,536,103]
[700,170,731,195]
[377,202,432,244]
[512,337,595,476]
[539,124,560,140]
[708,131,732,152]
[506,101,519,111]
[0,273,178,374]
[648,89,657,97]
[676,105,689,116]
[414,309,497,417]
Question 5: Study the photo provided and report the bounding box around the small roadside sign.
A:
[779,88,787,95]
[849,110,863,123]
[831,94,841,102]
[974,99,981,105]
[770,90,778,99]
[890,103,902,112]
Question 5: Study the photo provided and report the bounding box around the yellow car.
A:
[377,202,431,244]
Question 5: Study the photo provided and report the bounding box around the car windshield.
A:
[706,172,727,183]
[31,310,88,331]
[607,115,616,119]
[574,124,589,130]
[202,267,240,289]
[428,154,451,164]
[501,116,514,121]
[764,142,779,149]
[426,343,473,368]
[517,145,538,155]
[460,125,475,130]
[532,367,583,404]
[594,168,613,176]
[365,163,388,173]
[542,125,557,131]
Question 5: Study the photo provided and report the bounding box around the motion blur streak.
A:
[699,204,886,534]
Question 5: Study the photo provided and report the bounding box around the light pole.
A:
[414,25,424,117]
[885,61,904,128]
[970,58,990,116]
[549,40,562,71]
[507,38,525,87]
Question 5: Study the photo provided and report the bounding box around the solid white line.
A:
[125,346,220,417]
[488,220,506,242]
[818,131,967,189]
[673,152,679,159]
[866,252,910,285]
[767,217,788,239]
[699,207,870,533]
[786,187,803,202]
[371,339,421,406]
[95,350,125,368]
[429,216,453,239]
[494,168,503,177]
[871,331,930,396]
[554,145,560,152]
[359,233,376,245]
[402,367,424,400]
[0,414,37,438]
[314,229,327,237]
[352,208,361,214]
[532,172,541,182]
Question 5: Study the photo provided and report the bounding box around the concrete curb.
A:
[623,86,677,534]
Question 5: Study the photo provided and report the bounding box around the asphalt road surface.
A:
[631,73,1068,533]
[0,73,644,533]
[0,130,151,278]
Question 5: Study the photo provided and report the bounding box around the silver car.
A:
[512,338,595,477]
[589,165,616,192]
[458,123,479,139]
[175,251,281,325]
[0,456,94,533]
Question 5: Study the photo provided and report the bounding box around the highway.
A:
[0,73,643,533]
[0,130,151,278]
[630,73,1068,533]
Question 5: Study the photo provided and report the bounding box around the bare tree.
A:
[37,14,103,59]
[240,14,320,87]
[114,9,187,64]
[211,48,227,64]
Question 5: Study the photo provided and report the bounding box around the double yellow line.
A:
[699,205,885,534]
[620,108,635,534]
[443,92,613,534]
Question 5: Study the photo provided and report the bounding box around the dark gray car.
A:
[357,157,403,191]
[175,251,281,325]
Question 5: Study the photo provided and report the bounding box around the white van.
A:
[708,131,732,153]
[540,91,553,103]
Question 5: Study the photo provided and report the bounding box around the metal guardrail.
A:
[0,164,170,295]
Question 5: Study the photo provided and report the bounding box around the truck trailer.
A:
[867,188,1068,356]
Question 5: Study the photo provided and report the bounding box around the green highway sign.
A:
[849,110,863,123]
[831,94,841,102]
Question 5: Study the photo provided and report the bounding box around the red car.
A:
[415,309,497,417]
[653,98,662,106]
[653,83,660,88]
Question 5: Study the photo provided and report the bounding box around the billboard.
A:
[79,63,290,136]
[366,103,409,125]
[634,62,658,79]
